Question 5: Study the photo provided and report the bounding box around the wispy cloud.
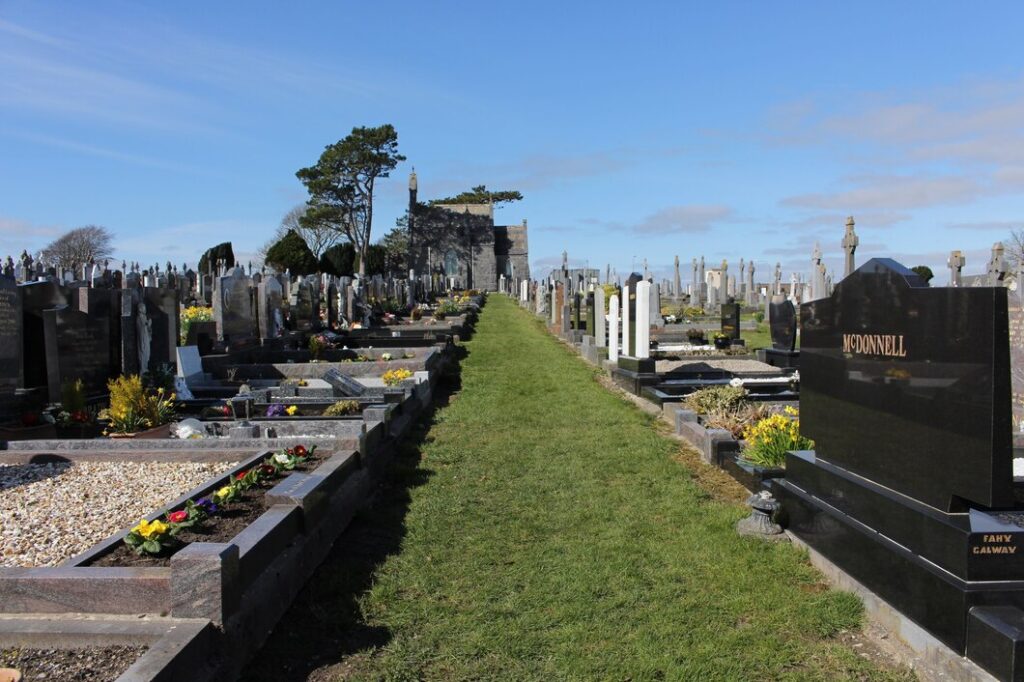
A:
[770,75,1024,213]
[2,130,214,175]
[781,212,910,230]
[782,174,983,210]
[633,205,733,234]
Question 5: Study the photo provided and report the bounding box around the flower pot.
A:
[713,338,730,350]
[0,668,22,682]
[109,423,172,439]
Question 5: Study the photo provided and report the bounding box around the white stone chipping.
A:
[0,460,238,567]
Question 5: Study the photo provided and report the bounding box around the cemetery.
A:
[4,210,1024,681]
[2,10,1023,676]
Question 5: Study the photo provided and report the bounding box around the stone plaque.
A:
[801,258,1012,511]
[768,297,796,351]
[322,368,366,397]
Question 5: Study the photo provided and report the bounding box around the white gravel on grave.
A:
[0,460,238,568]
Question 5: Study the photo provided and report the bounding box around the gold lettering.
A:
[840,333,910,358]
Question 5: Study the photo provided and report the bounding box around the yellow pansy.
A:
[286,405,298,416]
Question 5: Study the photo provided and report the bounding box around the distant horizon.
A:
[2,1,1022,287]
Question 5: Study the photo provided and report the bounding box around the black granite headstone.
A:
[720,302,741,341]
[768,298,796,352]
[322,368,366,397]
[0,277,23,395]
[801,258,1011,512]
[21,280,67,389]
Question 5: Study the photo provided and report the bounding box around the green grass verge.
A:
[249,296,910,681]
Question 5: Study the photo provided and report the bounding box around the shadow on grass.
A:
[238,346,466,682]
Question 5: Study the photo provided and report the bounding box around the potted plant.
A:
[735,406,813,484]
[712,332,731,349]
[103,375,176,438]
[685,327,706,345]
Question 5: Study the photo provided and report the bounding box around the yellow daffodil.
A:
[286,405,298,416]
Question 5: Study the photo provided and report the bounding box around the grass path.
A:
[245,295,911,681]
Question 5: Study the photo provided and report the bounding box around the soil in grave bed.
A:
[0,645,146,681]
[89,452,327,568]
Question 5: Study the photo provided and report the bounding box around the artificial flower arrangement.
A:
[124,445,317,556]
[382,368,413,387]
[308,334,330,360]
[380,352,393,362]
[265,403,300,417]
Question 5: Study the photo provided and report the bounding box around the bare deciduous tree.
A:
[41,225,113,269]
[256,205,342,265]
[1007,229,1024,271]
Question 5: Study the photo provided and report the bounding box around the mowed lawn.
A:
[247,295,911,681]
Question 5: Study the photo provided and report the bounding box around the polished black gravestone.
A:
[769,298,796,352]
[0,277,23,396]
[774,258,1024,679]
[757,297,800,369]
[720,302,740,341]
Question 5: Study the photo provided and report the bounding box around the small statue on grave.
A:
[136,302,152,374]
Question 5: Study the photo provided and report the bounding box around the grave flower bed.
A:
[88,444,325,567]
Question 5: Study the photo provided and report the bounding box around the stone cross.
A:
[987,242,1007,286]
[811,243,825,300]
[747,261,756,305]
[691,258,699,305]
[774,262,782,295]
[841,216,859,278]
[739,259,746,297]
[673,255,681,299]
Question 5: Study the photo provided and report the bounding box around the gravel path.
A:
[0,460,238,567]
[655,357,785,374]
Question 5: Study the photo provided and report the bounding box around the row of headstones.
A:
[211,267,452,344]
[0,276,180,404]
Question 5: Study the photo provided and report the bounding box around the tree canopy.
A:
[295,124,405,276]
[319,242,356,277]
[41,225,113,269]
[265,230,318,275]
[431,185,523,207]
[198,242,235,275]
[911,265,935,283]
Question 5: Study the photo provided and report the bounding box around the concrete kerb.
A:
[0,614,217,682]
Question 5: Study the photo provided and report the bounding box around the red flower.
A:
[258,464,276,477]
[292,445,307,457]
[167,510,187,523]
[221,405,231,416]
[236,470,248,480]
[72,410,89,423]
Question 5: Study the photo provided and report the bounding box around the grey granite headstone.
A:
[214,267,254,342]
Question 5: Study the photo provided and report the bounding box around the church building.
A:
[407,171,530,291]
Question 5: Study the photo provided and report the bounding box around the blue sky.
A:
[2,1,1023,285]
